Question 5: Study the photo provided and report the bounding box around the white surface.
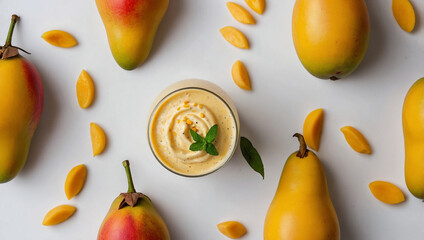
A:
[1,0,424,239]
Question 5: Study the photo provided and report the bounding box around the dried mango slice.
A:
[76,70,95,109]
[227,2,255,24]
[217,221,247,239]
[42,205,76,226]
[340,126,371,154]
[91,123,106,156]
[245,0,265,14]
[41,30,77,48]
[232,60,252,90]
[220,27,249,49]
[369,181,405,204]
[392,0,415,32]
[65,164,87,200]
[303,109,324,151]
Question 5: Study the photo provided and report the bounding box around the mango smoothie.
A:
[148,80,240,177]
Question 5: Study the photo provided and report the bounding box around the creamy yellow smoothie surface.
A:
[149,89,237,176]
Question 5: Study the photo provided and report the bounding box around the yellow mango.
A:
[76,70,95,109]
[227,2,255,24]
[303,108,324,151]
[292,0,369,79]
[369,181,405,204]
[220,27,249,49]
[392,0,415,32]
[0,15,44,183]
[340,126,371,154]
[403,78,424,199]
[41,30,77,48]
[232,60,251,90]
[264,134,340,240]
[217,221,247,239]
[245,0,265,14]
[42,205,76,226]
[65,164,87,200]
[91,123,106,156]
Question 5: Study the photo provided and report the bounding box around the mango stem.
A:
[4,14,19,47]
[122,160,136,193]
[293,133,308,158]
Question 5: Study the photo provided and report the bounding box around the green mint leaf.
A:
[190,129,204,142]
[240,137,264,179]
[190,141,206,151]
[205,143,219,156]
[205,124,218,143]
[189,124,219,156]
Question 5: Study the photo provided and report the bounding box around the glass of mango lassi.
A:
[148,79,240,177]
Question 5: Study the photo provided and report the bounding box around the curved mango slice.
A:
[41,30,77,48]
[76,70,95,109]
[392,0,415,32]
[245,0,265,14]
[227,2,255,25]
[217,221,247,239]
[42,205,76,226]
[220,27,249,49]
[303,108,324,151]
[232,60,251,90]
[91,123,106,156]
[65,164,87,200]
[369,181,405,204]
[340,126,371,154]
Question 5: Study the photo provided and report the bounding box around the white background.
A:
[1,0,424,239]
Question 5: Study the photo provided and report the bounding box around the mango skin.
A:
[264,151,340,240]
[0,56,43,183]
[292,0,370,80]
[98,195,170,240]
[96,0,169,70]
[402,78,424,199]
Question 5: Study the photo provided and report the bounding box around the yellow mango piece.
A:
[91,123,106,156]
[76,70,95,109]
[392,0,415,32]
[232,60,252,90]
[303,108,324,151]
[227,2,255,24]
[42,205,76,226]
[369,181,405,204]
[220,27,249,49]
[41,30,77,48]
[217,221,247,239]
[65,164,87,200]
[340,126,371,154]
[245,0,265,14]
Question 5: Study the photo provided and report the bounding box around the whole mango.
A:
[403,78,424,199]
[264,134,340,240]
[96,0,169,70]
[97,161,170,240]
[292,0,370,80]
[0,15,43,183]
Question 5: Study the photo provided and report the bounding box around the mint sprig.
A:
[240,137,264,179]
[189,124,219,156]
